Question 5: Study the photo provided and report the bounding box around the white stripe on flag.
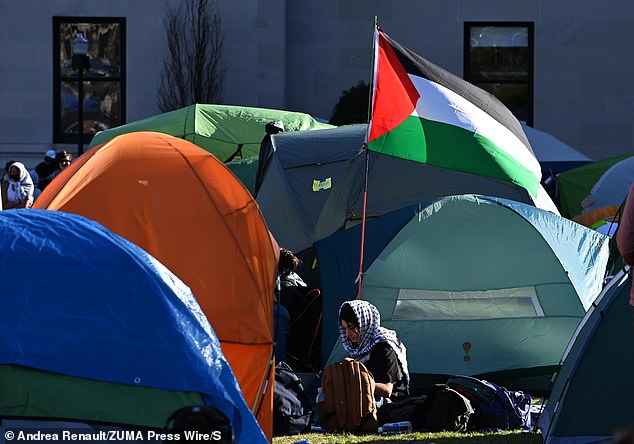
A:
[367,29,381,144]
[409,75,541,181]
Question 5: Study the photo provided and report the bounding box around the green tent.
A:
[0,365,202,427]
[538,270,633,443]
[557,154,631,218]
[89,104,333,192]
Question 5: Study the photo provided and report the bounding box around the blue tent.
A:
[0,209,265,443]
[316,195,609,393]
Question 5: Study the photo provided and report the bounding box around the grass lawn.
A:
[273,430,542,444]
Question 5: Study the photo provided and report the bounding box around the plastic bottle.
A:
[377,421,413,434]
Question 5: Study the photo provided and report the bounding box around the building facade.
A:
[1,0,633,168]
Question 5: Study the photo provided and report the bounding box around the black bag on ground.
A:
[377,395,428,426]
[273,362,313,436]
[446,375,532,431]
[418,384,474,432]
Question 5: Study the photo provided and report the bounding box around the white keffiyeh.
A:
[338,299,409,386]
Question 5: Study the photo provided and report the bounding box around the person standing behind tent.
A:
[338,300,409,405]
[278,248,322,371]
[34,149,59,191]
[1,162,34,209]
[49,151,73,182]
[279,248,309,310]
[616,183,634,325]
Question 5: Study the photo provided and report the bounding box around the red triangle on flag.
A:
[369,31,420,142]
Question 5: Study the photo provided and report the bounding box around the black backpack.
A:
[377,395,428,426]
[273,362,313,436]
[418,384,474,432]
[446,375,532,431]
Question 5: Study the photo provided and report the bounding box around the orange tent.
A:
[35,132,279,439]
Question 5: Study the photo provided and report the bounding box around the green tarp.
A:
[89,104,333,192]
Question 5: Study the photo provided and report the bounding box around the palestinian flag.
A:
[367,29,541,197]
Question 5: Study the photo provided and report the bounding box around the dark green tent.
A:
[538,270,633,443]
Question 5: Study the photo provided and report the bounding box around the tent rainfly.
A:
[256,124,559,254]
[538,270,633,443]
[35,132,279,440]
[0,209,265,442]
[317,195,610,393]
[88,103,333,193]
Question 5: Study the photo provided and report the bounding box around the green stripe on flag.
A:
[368,113,427,162]
[367,115,540,196]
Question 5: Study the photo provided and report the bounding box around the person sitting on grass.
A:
[338,299,409,406]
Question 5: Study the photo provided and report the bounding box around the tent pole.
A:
[357,17,379,299]
[357,148,369,299]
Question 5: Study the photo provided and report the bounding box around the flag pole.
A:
[357,16,379,299]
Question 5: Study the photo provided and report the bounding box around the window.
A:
[53,17,126,147]
[464,22,533,125]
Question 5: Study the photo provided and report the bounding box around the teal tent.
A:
[538,270,633,443]
[318,195,610,393]
[89,104,333,192]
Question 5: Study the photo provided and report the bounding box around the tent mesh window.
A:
[393,287,545,320]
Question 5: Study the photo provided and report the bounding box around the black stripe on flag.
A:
[381,31,534,157]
